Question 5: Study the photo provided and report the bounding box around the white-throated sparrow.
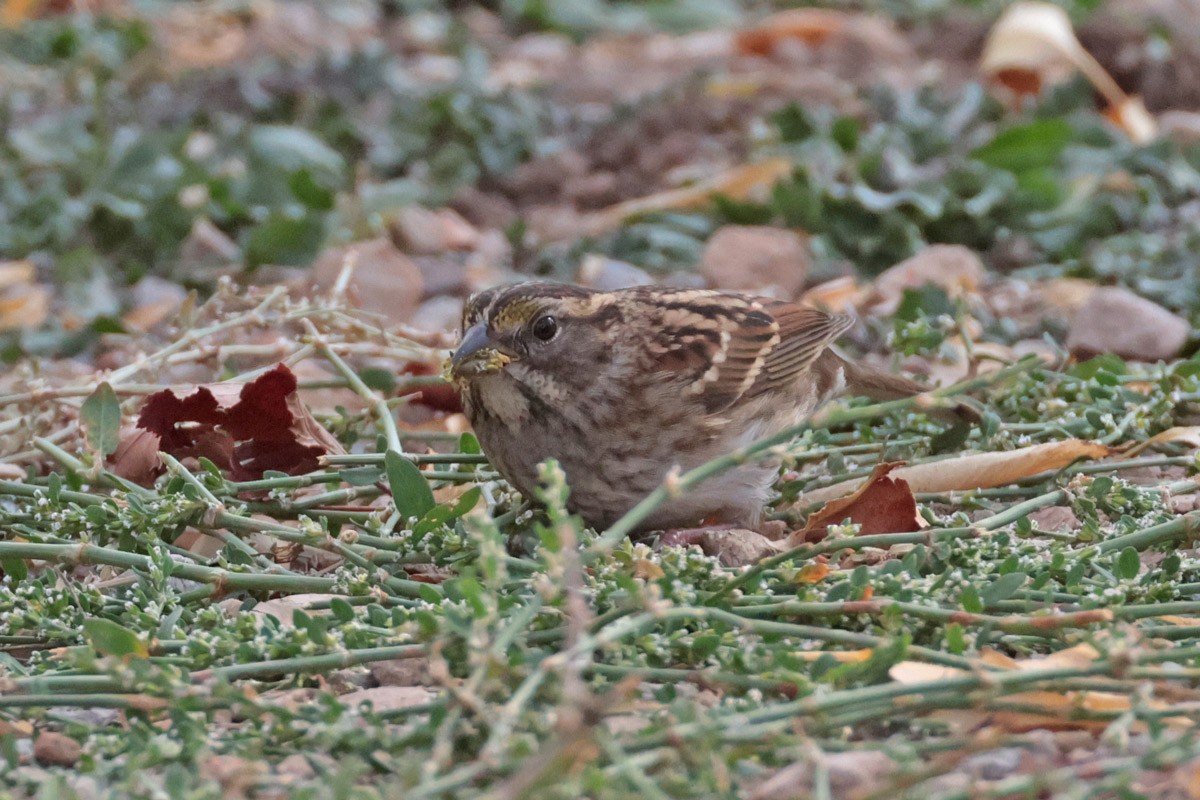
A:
[447,282,959,532]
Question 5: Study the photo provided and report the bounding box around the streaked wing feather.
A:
[747,304,855,398]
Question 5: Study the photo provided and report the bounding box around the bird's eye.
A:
[531,314,559,342]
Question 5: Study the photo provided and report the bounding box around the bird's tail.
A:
[815,350,981,422]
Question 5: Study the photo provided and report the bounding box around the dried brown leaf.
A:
[792,462,925,544]
[735,8,846,56]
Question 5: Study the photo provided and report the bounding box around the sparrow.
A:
[446,282,959,532]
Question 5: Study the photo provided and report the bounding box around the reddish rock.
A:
[700,225,810,298]
[1067,287,1189,361]
[310,238,423,324]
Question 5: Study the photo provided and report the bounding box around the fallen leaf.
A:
[174,528,225,559]
[802,440,1110,506]
[0,284,50,331]
[980,1,1156,142]
[792,648,873,663]
[0,260,35,289]
[734,8,845,55]
[795,563,830,583]
[584,159,791,237]
[251,594,342,628]
[799,277,865,313]
[891,644,1187,733]
[1119,427,1200,460]
[1104,96,1157,146]
[114,363,345,483]
[791,462,925,544]
[633,559,665,580]
[109,427,165,485]
[1,0,41,27]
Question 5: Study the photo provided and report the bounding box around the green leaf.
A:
[960,585,984,614]
[249,125,345,180]
[895,284,953,323]
[1117,547,1141,580]
[385,450,435,520]
[288,168,335,211]
[773,104,816,142]
[971,119,1073,173]
[83,618,147,658]
[244,212,326,269]
[981,572,1027,606]
[832,116,860,152]
[945,623,967,655]
[330,598,355,623]
[458,432,481,455]
[1070,353,1127,380]
[81,382,121,458]
[359,367,397,393]
[1,558,26,582]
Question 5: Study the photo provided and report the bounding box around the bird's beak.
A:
[446,323,512,379]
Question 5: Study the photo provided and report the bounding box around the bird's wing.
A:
[646,291,852,414]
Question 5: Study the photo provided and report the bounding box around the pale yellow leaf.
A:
[584,159,791,237]
[888,661,964,684]
[794,648,873,663]
[803,440,1110,505]
[0,285,50,331]
[1119,427,1200,460]
[0,260,34,290]
[980,2,1154,142]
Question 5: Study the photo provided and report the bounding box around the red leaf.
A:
[112,363,344,484]
[792,463,925,544]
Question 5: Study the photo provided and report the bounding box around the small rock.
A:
[526,204,589,242]
[1029,506,1079,532]
[204,754,267,792]
[310,238,424,324]
[961,747,1023,781]
[578,255,654,291]
[449,186,518,231]
[871,244,986,315]
[563,170,621,208]
[340,686,438,713]
[1066,287,1189,361]
[660,527,783,567]
[408,295,464,333]
[1172,494,1197,514]
[413,256,469,298]
[390,206,478,255]
[277,754,315,780]
[749,750,895,800]
[33,731,81,767]
[177,218,241,272]
[370,657,432,687]
[503,149,589,204]
[1160,110,1200,146]
[700,225,810,297]
[123,276,188,332]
